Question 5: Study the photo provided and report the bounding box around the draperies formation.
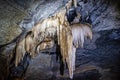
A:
[14,0,92,79]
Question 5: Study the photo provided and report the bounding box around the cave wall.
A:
[0,0,65,79]
[25,0,120,80]
[0,0,120,80]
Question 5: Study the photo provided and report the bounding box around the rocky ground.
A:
[0,0,120,80]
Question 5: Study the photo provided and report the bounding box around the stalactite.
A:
[36,39,54,53]
[14,0,92,79]
[15,39,26,67]
[66,0,77,10]
[25,31,35,57]
[66,27,74,79]
[71,23,92,48]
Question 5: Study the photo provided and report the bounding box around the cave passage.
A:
[0,0,120,80]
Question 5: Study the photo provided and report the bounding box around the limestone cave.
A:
[0,0,120,80]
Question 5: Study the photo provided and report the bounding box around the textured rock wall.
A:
[0,0,66,79]
[0,0,66,45]
[0,0,24,45]
[25,0,120,80]
[0,0,120,80]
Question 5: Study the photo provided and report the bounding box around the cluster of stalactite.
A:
[14,0,92,79]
